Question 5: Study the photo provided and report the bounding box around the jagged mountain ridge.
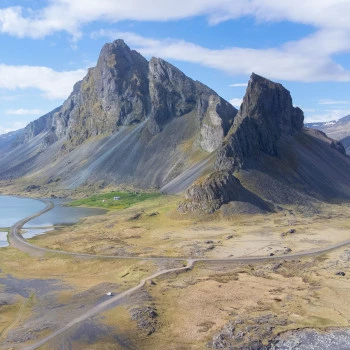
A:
[180,74,350,213]
[20,40,234,152]
[0,40,349,214]
[0,40,236,189]
[215,73,304,172]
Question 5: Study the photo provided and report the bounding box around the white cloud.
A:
[2,1,350,39]
[0,1,350,88]
[0,121,27,135]
[229,83,248,87]
[5,108,45,116]
[0,64,86,99]
[229,98,243,108]
[91,29,160,47]
[92,30,350,82]
[305,109,350,123]
[1,1,350,83]
[319,99,350,105]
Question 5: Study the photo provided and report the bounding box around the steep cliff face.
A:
[2,43,348,202]
[17,40,235,152]
[147,58,233,150]
[0,40,236,188]
[15,107,61,146]
[63,40,150,145]
[215,73,304,171]
[181,73,350,213]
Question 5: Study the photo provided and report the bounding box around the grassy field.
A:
[67,191,161,210]
[31,195,350,260]
[1,190,350,348]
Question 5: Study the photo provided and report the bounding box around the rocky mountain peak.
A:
[97,39,149,78]
[215,73,304,171]
[11,39,236,159]
[239,72,304,136]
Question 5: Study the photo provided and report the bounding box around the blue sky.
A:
[1,0,350,134]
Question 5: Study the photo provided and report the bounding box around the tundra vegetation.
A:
[0,192,349,349]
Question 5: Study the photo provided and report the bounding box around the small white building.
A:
[113,196,120,201]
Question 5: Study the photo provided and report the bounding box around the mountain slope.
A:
[341,136,350,154]
[0,43,349,212]
[181,74,350,213]
[305,115,350,154]
[0,40,236,190]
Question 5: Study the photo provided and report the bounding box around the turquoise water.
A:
[0,196,106,247]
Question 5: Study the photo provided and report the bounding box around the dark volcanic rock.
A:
[341,136,350,155]
[0,39,237,187]
[178,171,272,214]
[57,40,150,145]
[20,40,236,152]
[330,140,346,155]
[215,73,304,171]
[130,306,159,335]
[1,44,349,202]
[336,271,346,276]
[148,57,234,150]
[208,314,289,349]
[181,73,305,213]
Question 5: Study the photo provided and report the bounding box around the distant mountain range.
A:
[0,40,349,213]
[305,115,350,154]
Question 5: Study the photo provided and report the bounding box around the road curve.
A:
[7,198,350,349]
[8,199,54,256]
[8,199,350,264]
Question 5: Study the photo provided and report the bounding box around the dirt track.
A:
[8,199,350,349]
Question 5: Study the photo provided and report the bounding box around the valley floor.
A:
[0,193,350,349]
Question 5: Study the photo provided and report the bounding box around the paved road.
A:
[8,199,350,349]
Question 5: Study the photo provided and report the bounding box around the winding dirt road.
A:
[7,199,350,349]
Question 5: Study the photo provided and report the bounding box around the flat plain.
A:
[0,193,350,349]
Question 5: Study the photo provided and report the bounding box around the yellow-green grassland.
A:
[0,190,350,349]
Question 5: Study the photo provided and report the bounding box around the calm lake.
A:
[0,196,106,247]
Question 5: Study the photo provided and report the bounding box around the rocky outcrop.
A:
[341,136,350,155]
[64,40,150,145]
[331,140,346,155]
[1,39,236,188]
[18,40,236,152]
[2,43,349,201]
[208,314,289,349]
[181,73,305,213]
[180,73,350,214]
[179,171,272,213]
[148,57,234,149]
[16,106,61,146]
[215,73,304,171]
